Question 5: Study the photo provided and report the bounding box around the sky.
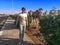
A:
[0,0,60,14]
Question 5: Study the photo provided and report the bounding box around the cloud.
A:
[0,9,20,14]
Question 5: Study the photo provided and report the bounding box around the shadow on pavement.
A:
[0,39,35,45]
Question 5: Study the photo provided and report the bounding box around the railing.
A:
[1,16,9,30]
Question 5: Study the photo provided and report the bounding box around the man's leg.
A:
[19,25,24,45]
[19,24,26,45]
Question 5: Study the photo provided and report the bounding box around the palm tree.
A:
[39,8,43,10]
[52,6,56,10]
[49,6,56,15]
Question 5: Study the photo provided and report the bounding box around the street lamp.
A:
[12,0,13,14]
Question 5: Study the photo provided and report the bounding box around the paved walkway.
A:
[0,16,46,45]
[0,17,35,45]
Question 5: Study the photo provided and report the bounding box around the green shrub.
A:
[40,15,60,45]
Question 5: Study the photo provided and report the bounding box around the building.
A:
[44,10,49,15]
[58,10,60,15]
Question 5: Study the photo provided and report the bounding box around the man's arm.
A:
[25,15,28,26]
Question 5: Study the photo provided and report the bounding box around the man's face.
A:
[22,9,26,13]
[30,11,33,15]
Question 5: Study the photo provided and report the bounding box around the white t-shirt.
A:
[19,13,27,25]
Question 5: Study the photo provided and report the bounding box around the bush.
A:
[40,15,60,45]
[27,15,32,26]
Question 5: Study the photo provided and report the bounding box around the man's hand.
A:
[25,17,28,26]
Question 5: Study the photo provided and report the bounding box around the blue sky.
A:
[0,0,60,14]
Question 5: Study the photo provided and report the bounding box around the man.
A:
[28,10,33,26]
[28,10,33,17]
[19,7,28,45]
[31,10,40,29]
[38,8,43,19]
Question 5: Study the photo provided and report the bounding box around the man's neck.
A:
[22,12,26,13]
